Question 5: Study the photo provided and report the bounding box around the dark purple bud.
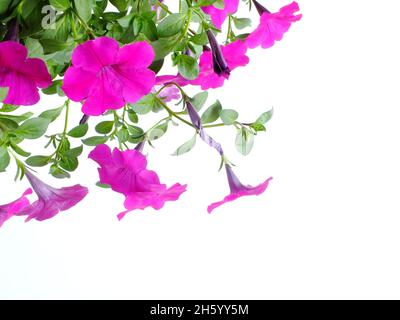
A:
[4,19,19,42]
[185,99,224,156]
[252,0,271,15]
[206,30,230,78]
[134,140,146,152]
[79,114,90,125]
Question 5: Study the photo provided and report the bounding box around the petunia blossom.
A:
[202,0,239,29]
[152,85,181,102]
[89,144,187,220]
[208,165,272,213]
[62,37,156,116]
[0,189,32,228]
[190,39,249,90]
[0,41,52,105]
[246,1,302,49]
[17,171,88,222]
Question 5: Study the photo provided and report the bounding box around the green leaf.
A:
[250,123,266,132]
[96,182,111,188]
[201,100,222,124]
[60,156,79,172]
[0,104,18,112]
[50,164,70,179]
[39,105,64,122]
[82,136,109,146]
[127,110,138,123]
[110,0,128,12]
[148,122,168,141]
[49,0,71,11]
[172,134,196,156]
[26,155,51,167]
[0,146,10,172]
[0,0,12,15]
[190,92,208,111]
[0,117,18,130]
[10,143,31,157]
[68,123,89,138]
[131,94,155,115]
[74,0,92,22]
[116,127,129,143]
[64,145,83,158]
[151,36,180,60]
[177,54,199,80]
[256,108,274,124]
[14,118,50,139]
[232,17,252,30]
[25,38,45,58]
[95,121,114,134]
[42,80,63,95]
[0,112,33,123]
[0,87,9,102]
[235,127,254,156]
[220,109,238,125]
[157,13,186,38]
[127,125,144,138]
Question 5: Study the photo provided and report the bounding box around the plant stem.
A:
[155,97,195,129]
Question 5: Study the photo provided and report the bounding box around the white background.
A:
[1,0,400,299]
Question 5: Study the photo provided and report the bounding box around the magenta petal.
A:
[22,58,52,88]
[246,2,301,49]
[81,69,125,116]
[62,66,97,102]
[0,41,28,68]
[72,37,119,72]
[202,0,239,28]
[118,183,187,220]
[207,178,272,213]
[115,67,155,104]
[223,40,249,69]
[0,189,32,228]
[117,41,155,69]
[0,71,40,106]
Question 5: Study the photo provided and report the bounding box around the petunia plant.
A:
[0,0,301,227]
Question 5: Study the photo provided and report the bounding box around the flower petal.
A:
[117,41,155,69]
[0,70,40,105]
[62,66,97,102]
[72,37,119,72]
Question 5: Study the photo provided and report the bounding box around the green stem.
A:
[72,8,95,39]
[156,0,172,14]
[62,100,70,134]
[155,97,195,129]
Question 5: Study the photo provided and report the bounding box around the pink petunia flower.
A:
[208,165,272,213]
[190,38,249,90]
[152,85,181,102]
[62,37,156,116]
[0,189,32,228]
[246,1,302,49]
[0,41,52,105]
[202,0,239,29]
[89,144,187,220]
[17,171,88,222]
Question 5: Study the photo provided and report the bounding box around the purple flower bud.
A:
[252,0,271,15]
[206,30,230,78]
[79,114,90,125]
[4,19,19,42]
[185,99,223,155]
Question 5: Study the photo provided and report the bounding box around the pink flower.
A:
[62,37,156,116]
[202,0,239,29]
[152,85,181,102]
[208,165,272,213]
[0,189,32,228]
[190,40,249,90]
[89,145,187,220]
[0,41,52,105]
[246,1,302,49]
[17,171,88,222]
